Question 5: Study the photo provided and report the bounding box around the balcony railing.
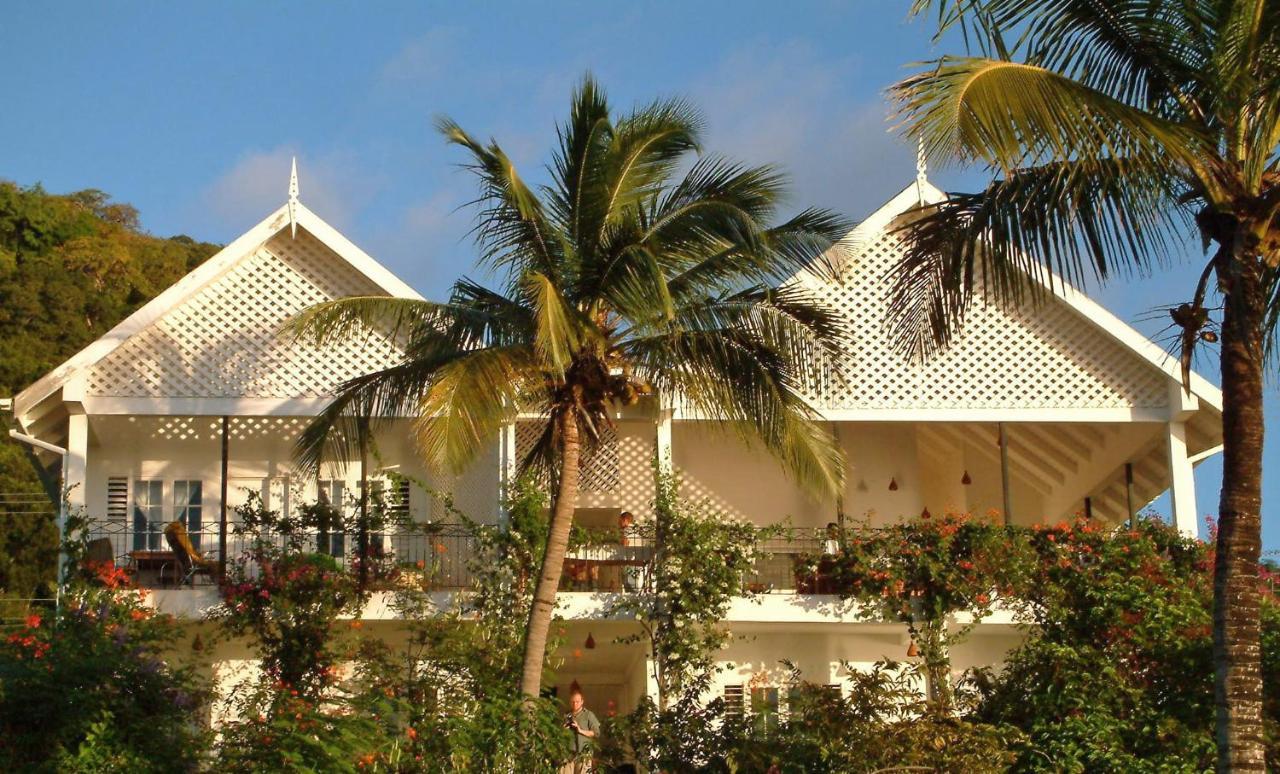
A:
[82,520,841,595]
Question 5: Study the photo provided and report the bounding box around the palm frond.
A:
[886,156,1186,360]
[893,55,1206,173]
[598,96,703,234]
[629,321,844,497]
[285,296,471,347]
[548,74,613,247]
[522,271,594,374]
[437,117,566,283]
[414,345,544,472]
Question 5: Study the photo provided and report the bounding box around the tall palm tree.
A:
[287,77,849,699]
[890,2,1279,769]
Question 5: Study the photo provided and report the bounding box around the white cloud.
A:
[378,26,465,87]
[199,147,381,234]
[690,40,917,223]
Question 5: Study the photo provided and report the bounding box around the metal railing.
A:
[80,520,840,594]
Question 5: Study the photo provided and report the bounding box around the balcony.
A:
[82,521,846,596]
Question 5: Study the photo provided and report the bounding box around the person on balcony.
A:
[817,522,841,594]
[619,511,643,592]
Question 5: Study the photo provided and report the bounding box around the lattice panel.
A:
[87,230,403,398]
[442,439,500,522]
[514,420,620,493]
[807,224,1169,410]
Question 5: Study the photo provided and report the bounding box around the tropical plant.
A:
[609,467,762,710]
[287,76,851,698]
[212,493,367,699]
[891,2,1280,767]
[814,511,1031,709]
[0,514,210,773]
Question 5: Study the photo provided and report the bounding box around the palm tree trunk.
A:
[1214,253,1266,773]
[518,411,581,698]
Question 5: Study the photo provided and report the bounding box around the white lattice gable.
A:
[15,202,421,418]
[794,181,1222,416]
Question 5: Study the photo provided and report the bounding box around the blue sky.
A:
[2,1,1275,548]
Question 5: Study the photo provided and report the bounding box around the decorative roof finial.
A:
[915,137,928,204]
[287,157,300,239]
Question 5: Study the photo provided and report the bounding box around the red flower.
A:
[24,613,41,629]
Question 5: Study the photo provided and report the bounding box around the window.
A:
[132,480,164,550]
[316,480,347,557]
[751,687,780,733]
[173,481,203,550]
[723,684,745,720]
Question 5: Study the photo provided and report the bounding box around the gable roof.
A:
[810,179,1222,415]
[14,201,422,419]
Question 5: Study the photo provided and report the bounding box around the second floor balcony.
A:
[82,519,876,598]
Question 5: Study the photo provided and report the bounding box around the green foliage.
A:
[344,478,567,770]
[0,513,210,773]
[813,511,1030,707]
[603,664,1016,773]
[0,180,219,601]
[610,467,761,708]
[54,711,153,774]
[214,492,368,698]
[972,518,1222,771]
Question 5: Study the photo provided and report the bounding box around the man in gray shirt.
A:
[561,688,600,773]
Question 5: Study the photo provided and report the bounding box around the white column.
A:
[497,422,517,524]
[644,655,661,706]
[1166,420,1198,537]
[655,408,674,478]
[64,413,88,511]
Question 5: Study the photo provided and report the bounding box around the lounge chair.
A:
[162,521,218,587]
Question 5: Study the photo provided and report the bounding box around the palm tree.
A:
[890,2,1279,769]
[287,77,849,699]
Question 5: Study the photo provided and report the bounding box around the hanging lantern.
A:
[920,507,931,520]
[856,478,869,493]
[191,634,204,652]
[888,477,899,492]
[585,632,596,650]
[907,640,919,658]
[572,648,583,659]
[961,470,972,485]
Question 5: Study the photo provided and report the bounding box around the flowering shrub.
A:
[972,517,1225,771]
[217,550,363,696]
[801,512,1029,707]
[0,513,209,772]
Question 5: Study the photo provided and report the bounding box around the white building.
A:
[11,172,1224,720]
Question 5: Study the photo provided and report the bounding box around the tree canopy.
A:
[0,180,219,600]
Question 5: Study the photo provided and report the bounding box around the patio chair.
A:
[85,537,115,567]
[162,521,217,587]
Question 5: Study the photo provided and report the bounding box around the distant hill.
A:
[0,181,220,599]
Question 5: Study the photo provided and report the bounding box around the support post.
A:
[1166,421,1198,537]
[498,422,517,525]
[998,422,1012,526]
[357,420,370,591]
[655,408,673,479]
[219,416,229,581]
[1125,462,1135,529]
[60,413,88,613]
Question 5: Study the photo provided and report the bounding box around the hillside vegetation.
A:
[0,181,219,599]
